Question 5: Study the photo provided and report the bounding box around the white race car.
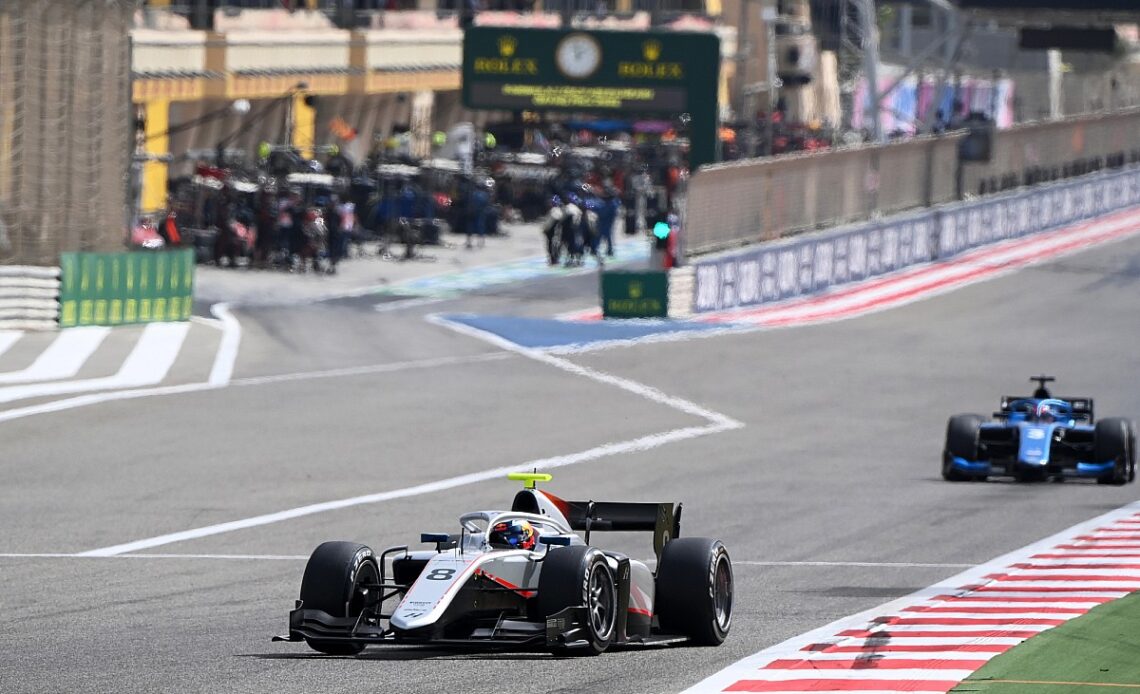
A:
[274,473,733,655]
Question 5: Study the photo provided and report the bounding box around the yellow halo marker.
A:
[508,472,553,489]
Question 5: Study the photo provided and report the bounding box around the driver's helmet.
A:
[488,519,536,551]
[1036,403,1056,422]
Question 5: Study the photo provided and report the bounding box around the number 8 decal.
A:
[426,568,456,580]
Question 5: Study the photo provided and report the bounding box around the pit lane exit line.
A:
[75,319,743,556]
[74,425,728,556]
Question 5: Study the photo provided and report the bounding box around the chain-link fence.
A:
[0,0,137,266]
[960,109,1140,197]
[685,108,1140,257]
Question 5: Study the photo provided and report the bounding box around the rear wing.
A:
[512,488,681,561]
[561,500,682,563]
[998,396,1095,422]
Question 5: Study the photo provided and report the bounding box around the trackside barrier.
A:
[667,266,694,319]
[690,164,1140,314]
[0,265,61,330]
[59,250,195,328]
[685,136,961,257]
[685,108,1140,258]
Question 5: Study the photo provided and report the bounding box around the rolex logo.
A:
[629,281,643,299]
[498,35,517,57]
[642,39,661,62]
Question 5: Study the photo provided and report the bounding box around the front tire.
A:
[299,541,380,655]
[1095,418,1132,486]
[656,538,733,646]
[538,545,617,656]
[944,414,984,481]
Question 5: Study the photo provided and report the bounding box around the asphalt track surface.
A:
[4,232,1140,694]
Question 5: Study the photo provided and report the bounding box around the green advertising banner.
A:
[58,249,195,328]
[601,270,669,319]
[462,27,721,170]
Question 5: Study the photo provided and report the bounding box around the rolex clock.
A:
[555,32,602,79]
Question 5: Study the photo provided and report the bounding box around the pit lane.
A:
[3,232,1140,693]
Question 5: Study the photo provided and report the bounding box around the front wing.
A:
[274,603,688,651]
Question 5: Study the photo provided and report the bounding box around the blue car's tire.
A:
[944,414,984,481]
[299,541,380,655]
[1095,418,1131,486]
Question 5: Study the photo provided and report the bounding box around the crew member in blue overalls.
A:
[595,185,620,257]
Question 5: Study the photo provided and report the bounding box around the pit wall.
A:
[684,109,1140,259]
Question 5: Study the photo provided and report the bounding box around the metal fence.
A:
[0,1,137,267]
[144,0,706,28]
[685,108,1140,258]
[960,109,1140,197]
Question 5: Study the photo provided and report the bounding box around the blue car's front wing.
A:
[948,456,1115,479]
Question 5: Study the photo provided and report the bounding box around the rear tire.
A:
[656,538,733,646]
[944,414,983,482]
[538,546,617,656]
[299,541,380,655]
[1095,418,1131,486]
[1128,422,1137,483]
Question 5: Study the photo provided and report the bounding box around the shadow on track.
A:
[243,650,564,662]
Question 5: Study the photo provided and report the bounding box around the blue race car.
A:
[943,376,1136,484]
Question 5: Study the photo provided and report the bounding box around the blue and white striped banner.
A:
[694,166,1140,314]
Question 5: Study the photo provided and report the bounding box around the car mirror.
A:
[539,535,572,547]
[421,532,449,544]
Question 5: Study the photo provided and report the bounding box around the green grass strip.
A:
[952,590,1140,693]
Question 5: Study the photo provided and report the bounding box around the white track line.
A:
[374,297,445,313]
[0,326,109,384]
[227,352,512,389]
[75,315,743,557]
[0,322,188,404]
[0,552,308,560]
[0,330,21,358]
[207,302,241,386]
[77,424,728,557]
[0,353,512,424]
[427,314,744,430]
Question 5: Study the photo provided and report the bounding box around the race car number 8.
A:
[426,568,456,580]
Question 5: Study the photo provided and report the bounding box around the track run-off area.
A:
[3,206,1140,693]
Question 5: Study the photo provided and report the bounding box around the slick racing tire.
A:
[539,545,617,656]
[943,414,984,482]
[655,538,733,646]
[1095,418,1132,486]
[1130,422,1137,483]
[299,541,380,655]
